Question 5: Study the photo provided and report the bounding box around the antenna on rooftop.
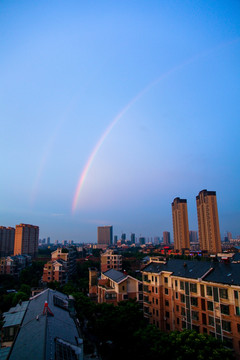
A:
[43,301,54,316]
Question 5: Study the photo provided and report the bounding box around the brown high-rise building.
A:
[196,189,221,254]
[172,197,190,252]
[0,226,15,256]
[163,231,170,245]
[97,226,113,246]
[14,224,39,258]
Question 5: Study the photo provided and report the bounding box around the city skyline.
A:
[1,1,240,242]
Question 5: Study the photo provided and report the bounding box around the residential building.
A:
[51,247,76,275]
[14,224,39,258]
[4,289,83,360]
[100,249,122,272]
[142,258,240,357]
[196,190,222,254]
[172,197,190,252]
[0,255,31,276]
[97,226,113,246]
[0,226,15,256]
[97,268,143,305]
[163,231,170,245]
[189,230,198,243]
[42,259,68,285]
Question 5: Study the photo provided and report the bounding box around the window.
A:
[190,283,197,293]
[165,300,169,306]
[156,310,159,316]
[181,307,185,316]
[152,297,154,304]
[207,286,212,296]
[175,292,179,299]
[207,301,214,311]
[191,297,198,307]
[153,309,155,315]
[202,313,207,325]
[122,286,125,291]
[176,305,179,312]
[208,316,214,327]
[152,276,154,281]
[182,321,186,329]
[180,281,184,290]
[237,324,240,333]
[201,284,205,297]
[165,288,168,295]
[166,323,170,330]
[236,306,240,316]
[180,294,185,303]
[219,288,228,300]
[177,318,180,325]
[192,325,199,333]
[155,287,158,294]
[192,311,199,321]
[155,277,157,283]
[164,277,168,284]
[221,304,230,315]
[222,320,231,332]
[165,311,169,318]
[156,299,158,305]
[175,280,178,287]
[234,290,239,300]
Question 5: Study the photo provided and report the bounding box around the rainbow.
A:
[71,60,195,213]
[71,37,240,213]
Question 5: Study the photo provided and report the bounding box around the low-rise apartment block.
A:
[89,268,143,306]
[142,258,240,357]
[100,250,122,272]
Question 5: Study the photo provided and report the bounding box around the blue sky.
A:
[1,0,240,242]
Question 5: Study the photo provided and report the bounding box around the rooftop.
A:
[8,289,83,360]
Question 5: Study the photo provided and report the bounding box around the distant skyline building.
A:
[172,197,190,252]
[0,226,15,256]
[113,235,118,244]
[196,189,222,254]
[139,237,145,245]
[154,236,160,245]
[163,231,170,245]
[97,226,113,246]
[130,233,135,244]
[189,230,198,243]
[14,223,39,258]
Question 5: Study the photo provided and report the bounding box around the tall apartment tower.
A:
[14,224,39,258]
[172,197,190,252]
[196,189,222,254]
[97,226,113,246]
[0,227,15,256]
[163,231,170,245]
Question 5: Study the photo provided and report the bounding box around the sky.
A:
[1,0,240,243]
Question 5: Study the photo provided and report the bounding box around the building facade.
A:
[163,231,170,245]
[97,226,113,246]
[142,258,240,358]
[14,224,39,258]
[101,250,122,272]
[97,269,143,306]
[0,226,15,256]
[172,198,190,252]
[42,259,68,285]
[196,190,222,254]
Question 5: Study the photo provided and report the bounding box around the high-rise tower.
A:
[14,224,39,258]
[172,197,190,252]
[97,226,113,246]
[196,189,221,254]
